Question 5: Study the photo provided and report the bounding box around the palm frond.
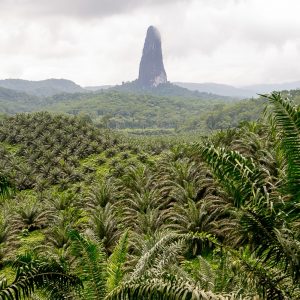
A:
[131,231,182,279]
[233,248,297,300]
[262,92,300,200]
[199,145,264,208]
[106,230,129,293]
[106,276,228,300]
[0,252,81,300]
[69,230,107,300]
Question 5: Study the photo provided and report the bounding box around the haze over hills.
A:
[0,78,86,97]
[1,78,299,100]
[174,82,254,98]
[175,81,300,98]
[0,86,36,101]
[83,80,300,99]
[243,81,300,94]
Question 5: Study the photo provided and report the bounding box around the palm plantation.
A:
[0,92,299,299]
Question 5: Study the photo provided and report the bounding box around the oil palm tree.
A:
[13,200,49,232]
[88,203,121,254]
[195,92,300,298]
[0,213,18,268]
[106,231,232,300]
[85,178,119,210]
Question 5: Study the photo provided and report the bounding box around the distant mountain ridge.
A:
[243,81,300,94]
[174,82,253,98]
[0,78,86,97]
[175,81,300,98]
[1,77,300,100]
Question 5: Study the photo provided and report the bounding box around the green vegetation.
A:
[0,92,299,299]
[0,87,240,134]
[43,90,235,132]
[3,79,300,136]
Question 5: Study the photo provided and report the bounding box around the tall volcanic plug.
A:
[138,26,167,87]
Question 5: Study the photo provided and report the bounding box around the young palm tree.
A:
[85,178,119,210]
[107,231,232,300]
[88,203,121,254]
[166,199,218,255]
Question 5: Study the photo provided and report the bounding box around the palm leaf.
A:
[232,248,297,300]
[131,231,183,279]
[262,92,300,201]
[198,144,264,208]
[106,230,129,293]
[106,276,228,300]
[0,253,81,300]
[69,230,107,300]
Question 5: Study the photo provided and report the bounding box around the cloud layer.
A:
[0,0,299,86]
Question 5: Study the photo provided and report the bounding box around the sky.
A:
[0,0,300,87]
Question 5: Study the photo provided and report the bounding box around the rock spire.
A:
[138,26,167,87]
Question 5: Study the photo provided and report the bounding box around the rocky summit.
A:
[138,26,167,88]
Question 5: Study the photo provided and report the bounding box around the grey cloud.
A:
[1,0,300,86]
[0,0,190,18]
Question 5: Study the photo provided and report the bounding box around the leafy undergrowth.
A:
[17,231,45,255]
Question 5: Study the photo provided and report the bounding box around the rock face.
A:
[138,26,167,87]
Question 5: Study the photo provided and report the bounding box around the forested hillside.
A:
[0,79,86,97]
[0,87,41,113]
[43,90,235,133]
[0,92,299,299]
[2,82,300,135]
[0,89,237,133]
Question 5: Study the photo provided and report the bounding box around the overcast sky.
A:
[0,0,299,87]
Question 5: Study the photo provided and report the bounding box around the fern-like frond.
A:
[262,92,300,201]
[198,145,264,208]
[69,230,107,300]
[106,230,129,293]
[233,248,298,300]
[131,231,182,279]
[106,276,229,300]
[0,254,81,300]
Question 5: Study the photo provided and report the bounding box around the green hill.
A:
[0,86,42,114]
[42,90,238,134]
[1,84,299,136]
[0,78,86,97]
